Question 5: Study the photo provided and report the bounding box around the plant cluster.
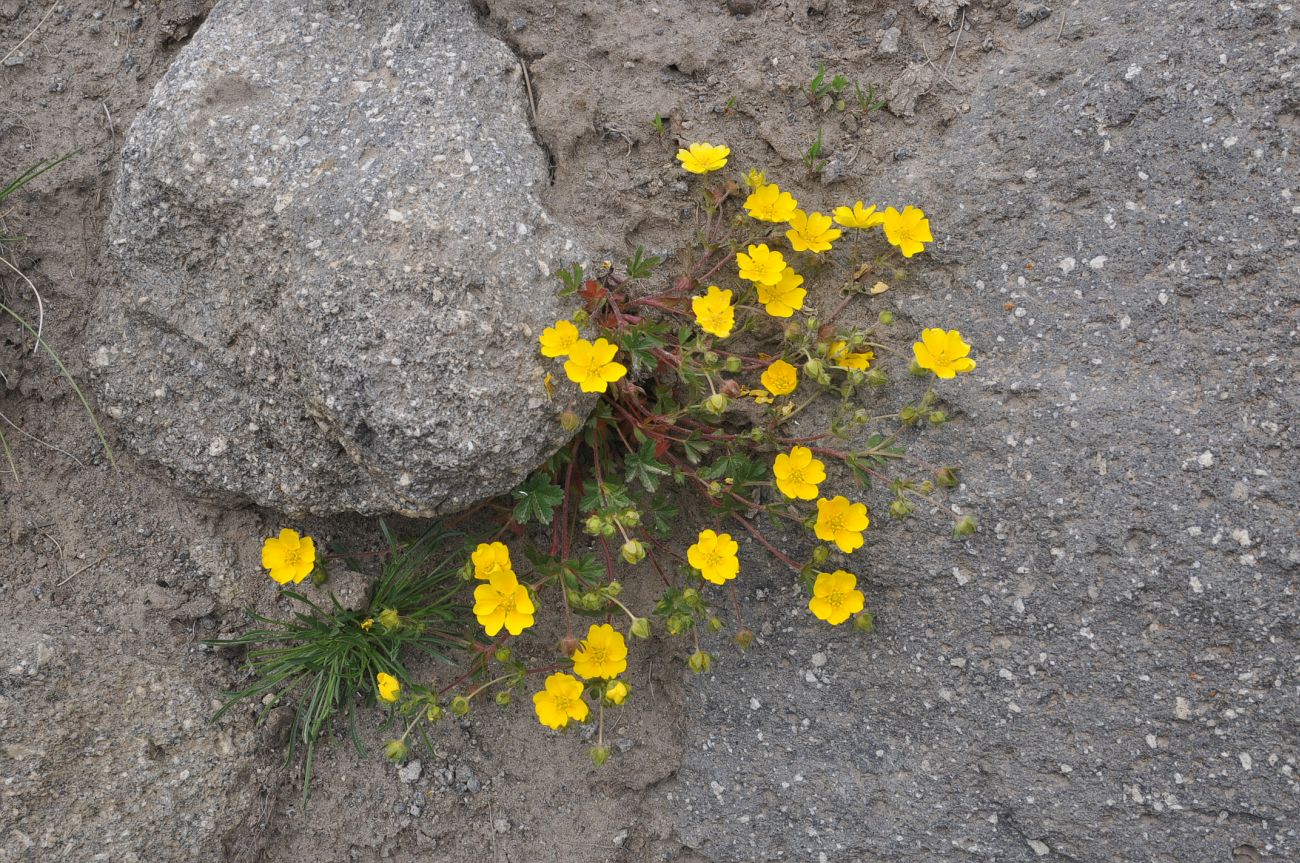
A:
[219,139,978,783]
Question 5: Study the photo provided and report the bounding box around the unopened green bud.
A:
[953,515,978,537]
[866,369,888,388]
[600,522,617,537]
[835,98,847,112]
[707,616,724,633]
[581,592,603,611]
[890,499,915,519]
[900,406,919,425]
[494,646,512,663]
[688,650,713,674]
[704,393,731,415]
[604,581,623,598]
[560,410,582,432]
[450,695,471,717]
[385,739,409,762]
[572,309,590,325]
[852,409,870,424]
[311,564,327,586]
[811,546,830,565]
[703,351,720,365]
[803,358,825,379]
[734,628,755,650]
[621,539,647,565]
[878,310,895,325]
[426,704,444,722]
[847,370,865,386]
[784,322,803,340]
[666,613,691,636]
[495,690,512,706]
[590,745,611,767]
[621,508,641,527]
[724,356,743,372]
[458,560,475,581]
[929,410,947,425]
[918,480,935,495]
[853,611,875,633]
[585,515,604,535]
[936,466,959,488]
[682,588,700,604]
[909,360,928,378]
[630,617,651,639]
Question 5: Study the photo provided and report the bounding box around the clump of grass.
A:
[209,522,467,801]
[0,153,115,477]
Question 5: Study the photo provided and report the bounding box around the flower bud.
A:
[784,322,803,340]
[953,515,978,537]
[385,739,409,762]
[929,410,947,425]
[852,611,875,633]
[450,695,471,717]
[600,522,617,538]
[720,378,742,398]
[585,514,604,535]
[560,410,582,432]
[723,356,743,372]
[495,690,512,706]
[378,608,401,630]
[909,360,928,378]
[703,351,720,366]
[704,393,730,415]
[311,564,327,586]
[426,704,444,722]
[918,481,935,496]
[900,406,919,425]
[494,646,512,663]
[811,546,830,565]
[707,480,724,497]
[589,745,611,767]
[572,309,590,325]
[688,650,713,674]
[890,499,915,519]
[458,560,475,581]
[666,613,691,636]
[865,369,888,388]
[878,310,895,325]
[621,508,641,527]
[682,587,699,604]
[620,539,647,565]
[629,617,651,639]
[852,409,870,424]
[847,370,865,386]
[733,628,755,650]
[707,616,724,633]
[604,580,623,597]
[560,634,581,656]
[936,466,959,488]
[803,358,825,379]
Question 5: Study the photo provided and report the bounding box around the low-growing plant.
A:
[232,139,972,779]
[209,522,466,799]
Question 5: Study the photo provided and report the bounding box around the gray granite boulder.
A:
[91,0,586,516]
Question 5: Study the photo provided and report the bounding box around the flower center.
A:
[703,551,723,568]
[786,467,806,484]
[826,515,845,532]
[283,549,302,568]
[587,646,608,664]
[825,593,844,608]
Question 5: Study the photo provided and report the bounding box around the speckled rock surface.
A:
[91,0,587,517]
[672,3,1299,861]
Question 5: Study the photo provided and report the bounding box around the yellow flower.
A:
[736,244,787,286]
[825,340,874,371]
[913,328,976,379]
[360,618,374,632]
[756,267,806,317]
[833,201,884,229]
[532,672,589,729]
[261,528,316,585]
[744,183,799,222]
[760,359,798,396]
[808,570,865,625]
[377,607,400,630]
[563,337,628,393]
[676,141,730,174]
[376,672,401,703]
[773,446,826,500]
[539,319,580,357]
[692,285,735,338]
[881,205,934,257]
[604,680,630,705]
[744,168,766,189]
[572,623,629,679]
[814,496,870,553]
[472,570,536,636]
[687,529,740,585]
[471,541,513,580]
[785,210,842,253]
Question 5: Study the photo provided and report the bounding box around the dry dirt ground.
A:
[3,1,1298,862]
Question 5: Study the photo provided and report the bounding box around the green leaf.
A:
[625,246,662,279]
[619,324,669,375]
[512,472,565,524]
[646,494,679,536]
[624,438,671,492]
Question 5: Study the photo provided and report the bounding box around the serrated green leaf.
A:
[512,473,565,524]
